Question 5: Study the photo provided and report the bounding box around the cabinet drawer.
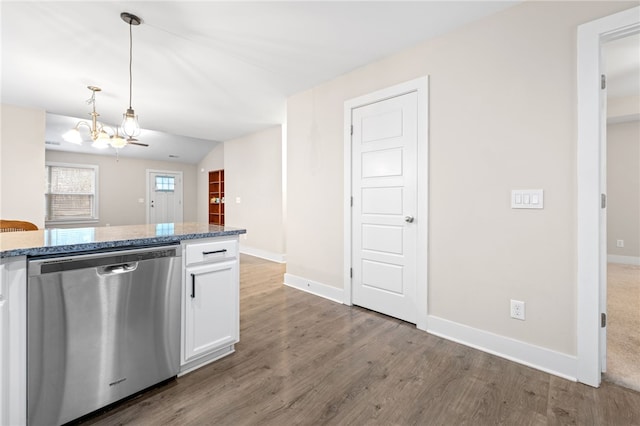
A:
[185,239,237,265]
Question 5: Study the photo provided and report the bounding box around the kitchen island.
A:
[0,222,246,426]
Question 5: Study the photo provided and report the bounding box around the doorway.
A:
[146,169,184,224]
[577,6,640,387]
[343,76,429,330]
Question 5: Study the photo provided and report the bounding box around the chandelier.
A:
[62,86,126,149]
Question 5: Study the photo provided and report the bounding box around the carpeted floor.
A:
[605,262,640,392]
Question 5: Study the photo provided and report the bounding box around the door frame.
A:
[343,76,429,330]
[577,6,639,387]
[145,169,184,224]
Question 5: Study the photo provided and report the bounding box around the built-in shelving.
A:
[208,170,224,226]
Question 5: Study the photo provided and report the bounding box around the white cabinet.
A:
[180,237,239,374]
[0,256,27,426]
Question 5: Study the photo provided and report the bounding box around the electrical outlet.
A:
[510,300,525,320]
[616,240,624,248]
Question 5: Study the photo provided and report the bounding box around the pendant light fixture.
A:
[62,12,149,152]
[120,12,142,140]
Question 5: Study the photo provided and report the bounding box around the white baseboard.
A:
[283,273,344,304]
[283,279,577,382]
[240,245,286,263]
[427,315,577,381]
[607,254,640,266]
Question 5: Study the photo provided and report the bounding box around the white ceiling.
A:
[2,1,524,163]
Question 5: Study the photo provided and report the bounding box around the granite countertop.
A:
[0,222,246,258]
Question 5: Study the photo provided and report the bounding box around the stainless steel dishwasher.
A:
[27,245,182,426]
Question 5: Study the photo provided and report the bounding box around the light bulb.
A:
[121,108,140,137]
[62,128,83,145]
[110,135,127,149]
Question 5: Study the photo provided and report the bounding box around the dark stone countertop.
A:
[0,222,246,258]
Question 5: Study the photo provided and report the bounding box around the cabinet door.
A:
[184,260,238,363]
[0,257,27,426]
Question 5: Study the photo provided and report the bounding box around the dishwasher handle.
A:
[99,263,138,276]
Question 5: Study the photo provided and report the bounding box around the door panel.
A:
[362,187,403,215]
[352,91,418,323]
[362,225,403,254]
[362,148,403,177]
[362,260,404,294]
[362,108,404,141]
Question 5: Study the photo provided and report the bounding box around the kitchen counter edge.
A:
[0,224,247,258]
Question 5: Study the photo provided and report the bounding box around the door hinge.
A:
[350,125,353,136]
[601,74,606,90]
[350,268,353,278]
[601,193,606,209]
[601,312,607,327]
[350,196,353,207]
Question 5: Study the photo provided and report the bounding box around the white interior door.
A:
[600,60,608,372]
[148,170,183,224]
[351,91,418,323]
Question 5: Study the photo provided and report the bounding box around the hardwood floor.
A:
[85,255,640,425]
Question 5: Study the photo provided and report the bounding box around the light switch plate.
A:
[512,189,544,209]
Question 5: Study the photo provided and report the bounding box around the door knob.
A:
[405,216,414,223]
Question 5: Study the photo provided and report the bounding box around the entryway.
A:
[147,169,184,224]
[343,77,429,329]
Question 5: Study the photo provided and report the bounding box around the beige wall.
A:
[224,126,285,258]
[0,105,46,228]
[197,143,224,224]
[286,1,635,356]
[607,120,640,258]
[608,95,640,120]
[45,150,198,227]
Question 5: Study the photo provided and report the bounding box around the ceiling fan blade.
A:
[124,136,148,147]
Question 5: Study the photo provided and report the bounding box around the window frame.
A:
[155,175,176,192]
[45,162,100,225]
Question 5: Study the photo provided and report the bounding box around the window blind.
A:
[45,164,98,222]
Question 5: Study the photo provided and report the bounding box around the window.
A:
[45,163,98,223]
[155,175,175,192]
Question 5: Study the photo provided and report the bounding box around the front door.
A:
[148,170,183,224]
[351,91,418,323]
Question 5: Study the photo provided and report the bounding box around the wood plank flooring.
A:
[85,255,640,425]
